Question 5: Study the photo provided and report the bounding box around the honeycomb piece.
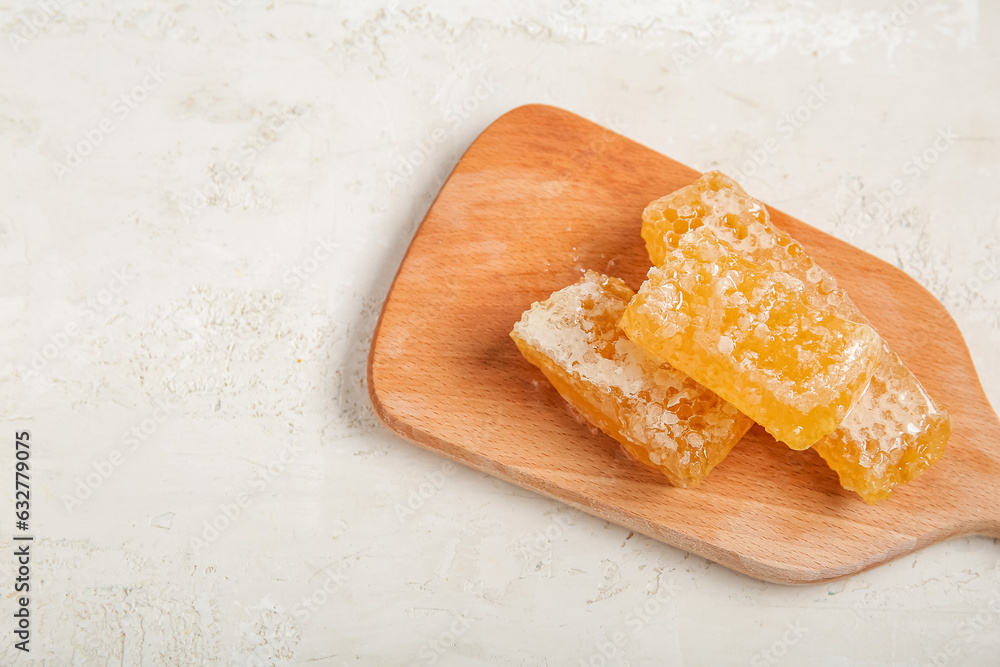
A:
[642,170,863,325]
[510,270,753,488]
[620,225,883,450]
[813,346,950,503]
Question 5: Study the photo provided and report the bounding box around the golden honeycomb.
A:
[511,170,950,502]
[813,346,951,503]
[620,225,883,450]
[510,270,753,487]
[642,171,865,326]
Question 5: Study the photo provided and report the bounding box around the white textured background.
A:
[1,1,998,665]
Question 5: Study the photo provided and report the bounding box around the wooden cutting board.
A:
[367,104,1000,584]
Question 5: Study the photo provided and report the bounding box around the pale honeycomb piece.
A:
[620,225,883,450]
[510,270,753,488]
[813,346,950,503]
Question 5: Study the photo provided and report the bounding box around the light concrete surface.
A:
[1,1,998,665]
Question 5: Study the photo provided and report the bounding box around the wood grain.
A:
[367,104,1000,584]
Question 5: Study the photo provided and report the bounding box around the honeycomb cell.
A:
[510,270,753,487]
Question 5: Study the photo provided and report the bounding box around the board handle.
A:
[976,486,1000,539]
[968,497,1000,539]
[962,411,1000,539]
